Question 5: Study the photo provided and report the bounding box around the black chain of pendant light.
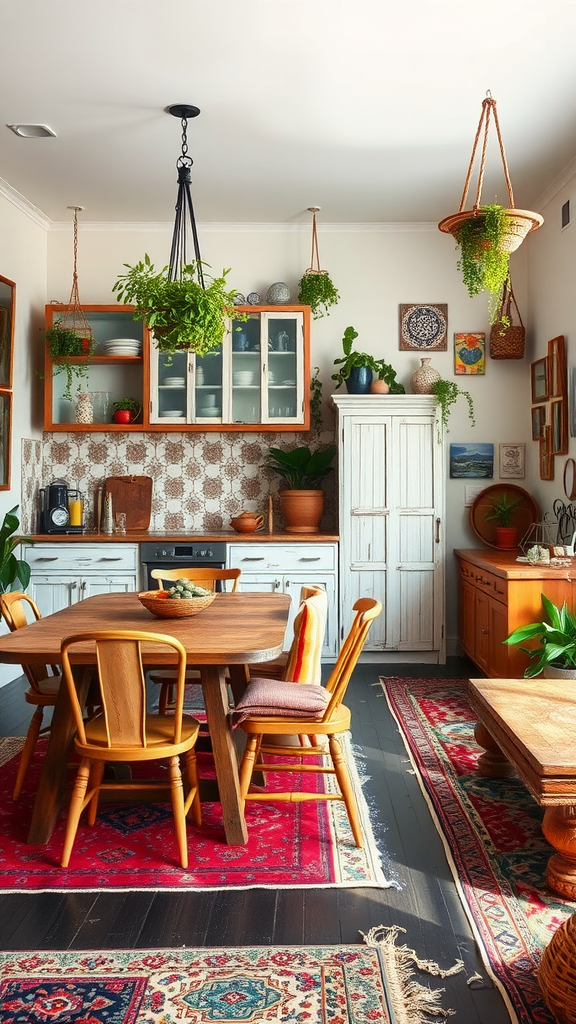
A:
[167,104,205,289]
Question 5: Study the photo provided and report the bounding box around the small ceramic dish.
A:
[230,513,264,533]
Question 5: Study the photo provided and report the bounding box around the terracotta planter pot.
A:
[279,489,324,534]
[495,526,517,549]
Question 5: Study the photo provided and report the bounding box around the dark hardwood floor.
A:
[0,659,511,1022]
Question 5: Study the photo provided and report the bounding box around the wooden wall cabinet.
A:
[456,548,576,677]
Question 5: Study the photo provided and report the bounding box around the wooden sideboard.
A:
[455,548,576,677]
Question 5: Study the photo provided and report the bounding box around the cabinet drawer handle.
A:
[241,557,265,562]
[299,557,320,562]
[34,557,58,562]
[100,557,123,562]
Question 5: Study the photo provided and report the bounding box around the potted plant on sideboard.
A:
[504,595,576,678]
[268,444,337,534]
[484,491,524,549]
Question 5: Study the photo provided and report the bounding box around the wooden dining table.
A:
[0,590,291,847]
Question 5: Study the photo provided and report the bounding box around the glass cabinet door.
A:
[154,350,189,423]
[263,312,304,424]
[194,347,224,423]
[231,315,261,425]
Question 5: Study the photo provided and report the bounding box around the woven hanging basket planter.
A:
[438,94,543,257]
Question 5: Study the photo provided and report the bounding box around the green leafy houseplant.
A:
[112,397,141,413]
[456,204,511,323]
[0,506,30,594]
[503,595,576,677]
[113,255,241,356]
[46,321,94,402]
[430,378,475,435]
[484,492,523,527]
[331,327,405,393]
[268,445,337,489]
[297,271,340,320]
[310,366,323,436]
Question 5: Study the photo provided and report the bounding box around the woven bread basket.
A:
[138,590,215,618]
[538,912,576,1023]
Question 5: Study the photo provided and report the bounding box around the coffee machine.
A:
[39,479,84,534]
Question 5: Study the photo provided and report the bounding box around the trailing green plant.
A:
[331,327,405,393]
[484,491,523,527]
[297,271,340,319]
[310,366,323,436]
[503,594,576,677]
[45,321,93,402]
[430,378,475,437]
[268,444,337,490]
[456,204,511,323]
[0,506,30,594]
[113,255,243,356]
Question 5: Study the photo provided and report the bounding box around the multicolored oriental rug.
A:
[0,930,462,1024]
[380,676,576,1024]
[0,734,388,893]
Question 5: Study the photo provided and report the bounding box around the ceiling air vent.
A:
[562,199,570,229]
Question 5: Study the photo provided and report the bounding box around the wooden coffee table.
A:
[468,677,576,899]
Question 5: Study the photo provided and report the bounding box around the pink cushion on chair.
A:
[230,677,330,727]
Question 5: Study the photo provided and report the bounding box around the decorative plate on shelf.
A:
[399,304,448,351]
[469,484,540,549]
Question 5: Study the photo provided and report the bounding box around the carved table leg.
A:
[474,720,517,778]
[542,805,576,899]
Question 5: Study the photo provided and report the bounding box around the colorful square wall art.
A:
[449,442,494,478]
[399,304,448,351]
[454,332,485,374]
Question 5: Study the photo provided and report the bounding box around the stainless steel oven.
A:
[140,541,227,590]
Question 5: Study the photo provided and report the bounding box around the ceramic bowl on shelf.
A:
[138,590,215,618]
[230,513,264,533]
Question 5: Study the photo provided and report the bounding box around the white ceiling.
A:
[2,0,576,226]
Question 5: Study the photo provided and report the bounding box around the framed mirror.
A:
[0,390,12,489]
[0,275,15,389]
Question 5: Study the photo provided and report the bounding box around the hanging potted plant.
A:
[45,320,94,402]
[439,94,542,321]
[331,327,405,394]
[297,208,340,319]
[268,444,337,534]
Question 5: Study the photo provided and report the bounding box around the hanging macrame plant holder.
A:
[57,207,93,345]
[438,95,543,252]
[489,276,525,359]
[297,207,340,318]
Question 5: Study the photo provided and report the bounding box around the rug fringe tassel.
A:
[362,925,464,1022]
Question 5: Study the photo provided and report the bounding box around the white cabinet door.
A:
[334,394,445,659]
[28,574,81,617]
[80,574,137,600]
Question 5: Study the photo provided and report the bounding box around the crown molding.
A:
[0,177,51,230]
[534,154,576,212]
[48,219,439,233]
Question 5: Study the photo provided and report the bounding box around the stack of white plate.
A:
[233,371,255,387]
[159,409,185,417]
[163,377,186,388]
[103,338,142,356]
[197,407,221,417]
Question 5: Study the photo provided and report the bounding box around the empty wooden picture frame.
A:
[551,398,569,455]
[548,335,567,399]
[531,357,549,403]
[540,425,554,480]
[532,405,546,440]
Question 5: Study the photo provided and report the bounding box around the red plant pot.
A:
[113,409,132,424]
[495,526,518,549]
[80,338,91,354]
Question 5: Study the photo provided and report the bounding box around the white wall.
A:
[47,219,533,649]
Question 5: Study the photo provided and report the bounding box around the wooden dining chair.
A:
[0,592,62,800]
[234,598,382,847]
[149,567,242,713]
[59,629,202,870]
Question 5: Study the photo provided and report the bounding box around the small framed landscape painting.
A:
[449,442,494,479]
[499,443,525,479]
[454,332,485,374]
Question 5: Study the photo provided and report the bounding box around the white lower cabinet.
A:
[227,543,338,658]
[22,544,139,618]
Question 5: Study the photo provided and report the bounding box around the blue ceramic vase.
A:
[346,365,372,394]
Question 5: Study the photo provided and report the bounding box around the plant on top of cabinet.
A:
[331,326,405,394]
[430,378,475,436]
[297,208,340,319]
[45,321,94,401]
[0,506,30,594]
[268,443,337,534]
[112,255,243,356]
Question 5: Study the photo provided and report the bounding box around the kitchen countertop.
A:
[24,531,339,544]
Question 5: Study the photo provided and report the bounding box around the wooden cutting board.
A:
[104,475,153,531]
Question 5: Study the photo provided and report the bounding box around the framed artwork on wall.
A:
[449,442,494,478]
[531,357,549,403]
[551,398,569,455]
[454,332,485,374]
[499,443,525,479]
[531,405,546,440]
[539,425,554,481]
[0,275,15,390]
[548,335,566,398]
[399,304,448,351]
[0,390,11,489]
[570,367,576,437]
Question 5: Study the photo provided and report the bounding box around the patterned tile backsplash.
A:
[21,431,336,535]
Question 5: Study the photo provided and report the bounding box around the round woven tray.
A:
[138,590,215,619]
[438,208,543,253]
[469,484,539,550]
[538,913,576,1023]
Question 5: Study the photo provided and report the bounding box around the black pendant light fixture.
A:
[166,104,205,288]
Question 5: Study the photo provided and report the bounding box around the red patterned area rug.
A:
[381,676,576,1024]
[0,735,388,893]
[0,930,463,1024]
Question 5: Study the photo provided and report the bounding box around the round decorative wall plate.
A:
[399,303,448,351]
